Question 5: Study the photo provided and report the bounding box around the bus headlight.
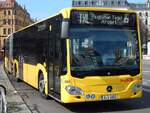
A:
[132,83,142,93]
[65,86,84,95]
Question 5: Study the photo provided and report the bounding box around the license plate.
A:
[101,95,117,101]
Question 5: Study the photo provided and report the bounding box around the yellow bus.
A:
[4,7,142,103]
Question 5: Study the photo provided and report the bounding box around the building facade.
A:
[72,0,150,55]
[72,0,128,7]
[0,0,33,49]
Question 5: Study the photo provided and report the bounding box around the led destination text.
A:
[71,11,136,28]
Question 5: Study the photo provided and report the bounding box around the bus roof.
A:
[13,7,137,34]
[61,7,136,13]
[60,7,136,18]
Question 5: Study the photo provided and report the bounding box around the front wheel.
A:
[38,73,48,99]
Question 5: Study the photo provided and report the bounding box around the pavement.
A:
[0,62,32,113]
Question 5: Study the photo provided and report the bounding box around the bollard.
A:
[0,85,7,113]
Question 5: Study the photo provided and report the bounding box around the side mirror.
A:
[61,20,69,38]
[0,85,7,113]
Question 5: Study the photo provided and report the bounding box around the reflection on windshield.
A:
[70,27,138,72]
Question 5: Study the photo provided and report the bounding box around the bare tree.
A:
[140,19,149,55]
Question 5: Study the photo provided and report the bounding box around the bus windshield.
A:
[70,27,139,76]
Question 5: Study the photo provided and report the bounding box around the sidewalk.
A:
[0,62,32,113]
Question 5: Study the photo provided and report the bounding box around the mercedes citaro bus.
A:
[4,7,142,103]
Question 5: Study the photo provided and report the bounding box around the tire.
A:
[38,73,49,99]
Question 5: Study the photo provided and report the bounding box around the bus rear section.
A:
[4,35,13,74]
[60,8,142,103]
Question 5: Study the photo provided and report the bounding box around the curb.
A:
[0,63,32,113]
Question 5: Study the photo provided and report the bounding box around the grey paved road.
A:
[7,61,150,113]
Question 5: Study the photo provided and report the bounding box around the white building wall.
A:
[148,42,150,55]
[72,0,128,7]
[137,10,150,28]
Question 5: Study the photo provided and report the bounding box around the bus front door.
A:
[48,39,61,94]
[48,55,61,93]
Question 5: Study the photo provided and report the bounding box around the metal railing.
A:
[0,85,7,113]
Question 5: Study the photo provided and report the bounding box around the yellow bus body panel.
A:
[61,74,142,103]
[23,63,28,83]
[12,59,48,95]
[60,8,142,103]
[4,57,8,70]
[23,63,48,94]
[24,64,36,87]
[36,63,48,95]
[137,14,143,75]
[13,59,19,76]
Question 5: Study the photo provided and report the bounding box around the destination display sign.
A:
[71,10,137,29]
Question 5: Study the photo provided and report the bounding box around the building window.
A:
[12,28,14,33]
[125,1,128,5]
[139,12,142,16]
[13,10,16,15]
[146,12,148,17]
[92,2,94,6]
[8,19,11,25]
[8,28,11,34]
[78,1,81,6]
[15,19,18,25]
[8,10,11,15]
[4,10,6,16]
[12,19,14,25]
[145,19,148,25]
[3,19,6,25]
[85,1,88,5]
[104,1,107,6]
[111,1,114,5]
[3,28,6,35]
[118,1,120,5]
[6,3,10,7]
